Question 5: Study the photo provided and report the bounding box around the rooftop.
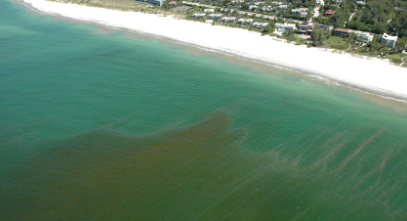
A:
[171,6,191,12]
[324,9,335,15]
[335,28,351,32]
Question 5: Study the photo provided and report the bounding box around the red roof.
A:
[324,9,335,15]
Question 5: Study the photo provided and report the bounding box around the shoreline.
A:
[19,0,407,103]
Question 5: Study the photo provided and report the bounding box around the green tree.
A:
[395,38,407,52]
[262,21,275,35]
[369,40,381,51]
[241,2,249,10]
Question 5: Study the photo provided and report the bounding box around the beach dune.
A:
[22,0,407,100]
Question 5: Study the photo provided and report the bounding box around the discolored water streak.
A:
[2,110,407,220]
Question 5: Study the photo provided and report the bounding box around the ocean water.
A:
[1,1,407,220]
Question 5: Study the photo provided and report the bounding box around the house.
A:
[168,1,177,5]
[252,22,269,29]
[192,13,206,19]
[291,9,308,17]
[262,6,272,12]
[275,23,297,31]
[324,9,335,16]
[249,5,258,10]
[271,1,283,5]
[171,6,191,12]
[278,5,288,9]
[334,28,352,37]
[146,0,166,6]
[221,17,236,23]
[204,9,214,13]
[238,18,254,25]
[381,33,398,47]
[208,13,223,19]
[319,24,332,31]
[356,31,374,42]
[298,22,313,34]
[316,0,324,5]
[335,0,343,3]
[356,1,365,5]
[205,19,213,23]
[254,2,265,5]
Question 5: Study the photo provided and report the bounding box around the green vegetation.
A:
[322,36,350,50]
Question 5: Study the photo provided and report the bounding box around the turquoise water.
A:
[1,1,407,220]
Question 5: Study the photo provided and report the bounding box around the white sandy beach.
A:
[22,0,407,99]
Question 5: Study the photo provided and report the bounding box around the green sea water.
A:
[1,1,407,220]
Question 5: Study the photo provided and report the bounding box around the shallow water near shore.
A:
[2,0,407,220]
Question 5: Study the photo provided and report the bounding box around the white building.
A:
[271,1,283,5]
[335,0,343,3]
[138,0,166,6]
[254,2,265,5]
[204,9,214,13]
[249,5,258,10]
[275,23,297,31]
[316,0,324,5]
[291,9,308,17]
[221,17,236,23]
[208,13,223,19]
[192,13,206,19]
[252,22,269,29]
[262,6,272,12]
[278,5,288,9]
[356,1,365,5]
[381,33,398,47]
[356,31,374,43]
[205,19,214,23]
[238,18,254,25]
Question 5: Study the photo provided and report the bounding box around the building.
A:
[262,6,272,12]
[324,9,335,16]
[275,23,297,31]
[334,28,352,37]
[238,18,254,25]
[192,13,206,19]
[356,31,374,42]
[252,22,269,29]
[254,1,265,5]
[356,1,365,5]
[335,0,343,3]
[139,0,166,6]
[278,5,288,9]
[319,24,332,31]
[221,17,236,23]
[298,22,313,34]
[249,5,258,10]
[205,19,213,24]
[168,1,177,5]
[381,33,398,47]
[316,0,324,5]
[291,9,308,17]
[208,13,223,19]
[204,9,214,13]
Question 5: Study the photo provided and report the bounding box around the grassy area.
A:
[321,37,350,50]
[385,53,407,66]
